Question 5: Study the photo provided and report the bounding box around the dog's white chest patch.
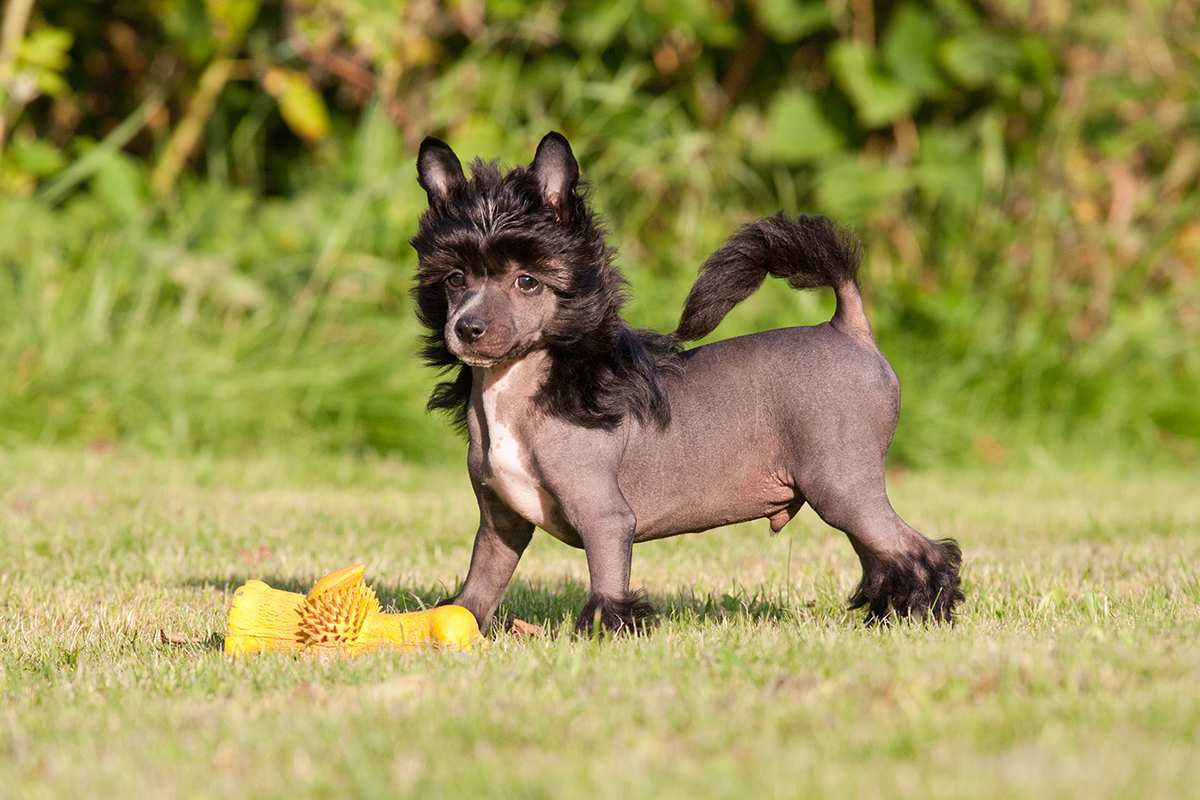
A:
[480,365,563,536]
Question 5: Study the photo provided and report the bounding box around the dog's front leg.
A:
[445,486,533,632]
[562,498,653,636]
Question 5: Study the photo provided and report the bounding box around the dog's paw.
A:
[575,592,655,637]
[850,538,964,624]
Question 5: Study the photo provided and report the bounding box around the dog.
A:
[411,131,963,635]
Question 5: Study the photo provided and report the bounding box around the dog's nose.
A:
[454,315,487,343]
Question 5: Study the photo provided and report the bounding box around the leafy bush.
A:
[0,1,1196,464]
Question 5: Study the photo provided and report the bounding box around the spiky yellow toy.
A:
[224,564,481,655]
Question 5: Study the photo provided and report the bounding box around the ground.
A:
[1,447,1198,798]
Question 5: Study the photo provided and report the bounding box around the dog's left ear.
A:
[531,132,579,223]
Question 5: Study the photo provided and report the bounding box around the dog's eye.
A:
[516,274,540,293]
[446,271,466,289]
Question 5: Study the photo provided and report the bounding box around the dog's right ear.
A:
[417,137,465,206]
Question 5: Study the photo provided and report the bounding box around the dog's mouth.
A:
[448,337,538,369]
[456,352,503,368]
[447,338,519,368]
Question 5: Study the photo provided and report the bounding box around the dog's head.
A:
[411,132,612,369]
[411,132,677,431]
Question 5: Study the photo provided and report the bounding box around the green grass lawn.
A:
[2,447,1198,798]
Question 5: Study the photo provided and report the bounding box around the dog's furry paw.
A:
[575,592,655,637]
[850,538,964,624]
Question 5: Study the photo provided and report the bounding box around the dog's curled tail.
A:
[673,213,871,343]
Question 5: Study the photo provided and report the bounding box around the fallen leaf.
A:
[509,618,544,638]
[237,544,271,565]
[973,433,1007,465]
[159,629,204,645]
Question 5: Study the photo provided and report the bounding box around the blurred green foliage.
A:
[0,0,1197,465]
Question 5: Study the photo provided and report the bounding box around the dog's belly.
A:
[630,479,796,541]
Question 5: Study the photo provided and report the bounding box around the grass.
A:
[1,447,1198,798]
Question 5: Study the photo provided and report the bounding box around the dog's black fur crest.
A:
[411,158,680,430]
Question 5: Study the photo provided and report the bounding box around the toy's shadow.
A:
[185,574,796,636]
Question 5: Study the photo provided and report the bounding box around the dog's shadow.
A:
[184,573,797,642]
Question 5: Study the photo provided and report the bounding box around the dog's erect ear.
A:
[531,131,579,222]
[417,137,465,205]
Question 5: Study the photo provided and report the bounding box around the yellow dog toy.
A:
[224,564,480,655]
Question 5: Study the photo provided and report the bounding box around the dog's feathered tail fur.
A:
[674,213,868,342]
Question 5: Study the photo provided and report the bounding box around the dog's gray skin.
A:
[417,134,963,635]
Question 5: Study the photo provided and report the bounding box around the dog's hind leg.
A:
[801,469,963,623]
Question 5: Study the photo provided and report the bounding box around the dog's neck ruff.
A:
[477,353,565,538]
